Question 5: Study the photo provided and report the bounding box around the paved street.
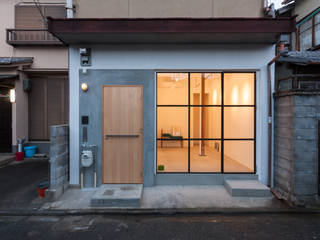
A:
[0,213,320,240]
[0,159,48,210]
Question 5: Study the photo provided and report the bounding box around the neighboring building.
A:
[0,0,69,154]
[293,0,320,51]
[273,0,320,205]
[46,0,296,205]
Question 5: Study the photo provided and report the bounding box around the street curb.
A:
[0,208,319,216]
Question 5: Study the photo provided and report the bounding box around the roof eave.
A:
[47,17,296,45]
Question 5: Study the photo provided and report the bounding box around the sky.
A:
[270,0,286,9]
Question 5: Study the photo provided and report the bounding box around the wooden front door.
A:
[102,85,143,184]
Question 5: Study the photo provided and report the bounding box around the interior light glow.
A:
[9,89,15,103]
[213,90,217,104]
[232,86,238,104]
[243,83,250,104]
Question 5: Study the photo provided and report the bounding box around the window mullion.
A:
[221,72,224,173]
[188,72,191,173]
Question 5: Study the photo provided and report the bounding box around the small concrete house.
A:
[46,0,298,206]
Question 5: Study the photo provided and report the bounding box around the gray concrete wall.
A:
[69,44,275,186]
[274,93,319,205]
[46,125,69,201]
[79,70,155,187]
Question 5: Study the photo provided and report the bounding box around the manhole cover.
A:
[103,190,114,196]
[120,186,135,191]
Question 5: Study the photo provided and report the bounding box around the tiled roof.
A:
[277,51,320,65]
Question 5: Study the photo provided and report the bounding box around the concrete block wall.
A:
[46,125,69,201]
[274,93,319,205]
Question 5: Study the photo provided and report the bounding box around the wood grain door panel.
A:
[102,86,143,184]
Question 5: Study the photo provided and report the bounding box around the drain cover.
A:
[103,189,114,196]
[120,186,135,191]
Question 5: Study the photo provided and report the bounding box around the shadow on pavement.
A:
[0,159,49,210]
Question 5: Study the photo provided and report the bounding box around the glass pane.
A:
[157,73,188,105]
[315,13,320,46]
[157,107,188,139]
[190,73,221,105]
[224,73,255,105]
[224,141,254,172]
[299,19,313,50]
[224,107,254,139]
[157,140,188,172]
[190,140,221,172]
[190,107,221,139]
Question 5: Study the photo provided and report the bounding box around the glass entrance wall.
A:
[156,72,255,173]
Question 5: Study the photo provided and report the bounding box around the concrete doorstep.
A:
[39,182,293,212]
[91,184,143,207]
[224,180,271,197]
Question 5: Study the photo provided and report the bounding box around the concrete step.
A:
[91,184,143,207]
[224,180,271,197]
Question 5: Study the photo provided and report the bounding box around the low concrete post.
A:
[45,124,69,201]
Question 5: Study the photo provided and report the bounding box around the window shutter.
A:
[29,79,46,140]
[44,6,66,18]
[64,77,69,124]
[47,79,63,138]
[29,77,68,141]
[15,6,44,29]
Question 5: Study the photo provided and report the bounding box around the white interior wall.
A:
[69,44,275,185]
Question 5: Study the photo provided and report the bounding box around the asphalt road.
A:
[0,213,320,240]
[0,159,48,209]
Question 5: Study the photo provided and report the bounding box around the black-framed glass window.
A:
[156,72,255,173]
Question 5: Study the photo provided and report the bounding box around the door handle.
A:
[105,134,140,139]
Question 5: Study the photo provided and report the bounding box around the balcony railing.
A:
[6,29,64,46]
[277,74,320,92]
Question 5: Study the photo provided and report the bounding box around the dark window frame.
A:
[156,72,256,174]
[296,8,320,51]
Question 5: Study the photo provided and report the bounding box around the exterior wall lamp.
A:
[81,83,88,92]
[9,89,15,103]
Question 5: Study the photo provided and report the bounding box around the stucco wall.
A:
[0,0,68,69]
[69,44,275,186]
[294,0,320,21]
[73,0,264,18]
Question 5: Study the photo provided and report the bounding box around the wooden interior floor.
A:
[157,145,252,173]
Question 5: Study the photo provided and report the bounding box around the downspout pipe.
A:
[66,0,73,18]
[267,52,281,188]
